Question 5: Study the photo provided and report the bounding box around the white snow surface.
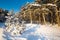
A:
[0,23,60,40]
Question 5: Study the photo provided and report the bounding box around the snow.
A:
[47,3,57,7]
[30,3,41,6]
[0,23,60,40]
[0,23,5,40]
[0,28,4,40]
[35,24,60,40]
[14,37,26,40]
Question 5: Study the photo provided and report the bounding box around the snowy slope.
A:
[0,28,4,40]
[0,23,60,40]
[0,23,5,40]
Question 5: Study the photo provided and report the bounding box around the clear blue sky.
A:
[0,0,34,12]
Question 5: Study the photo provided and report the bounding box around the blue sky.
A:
[0,0,34,12]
